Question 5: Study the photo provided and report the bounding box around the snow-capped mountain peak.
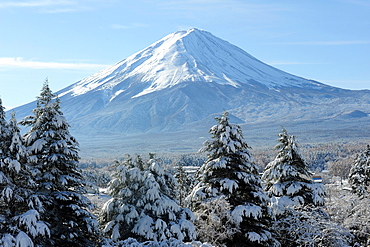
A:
[13,28,370,152]
[59,28,326,100]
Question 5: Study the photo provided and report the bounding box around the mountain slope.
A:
[52,28,342,129]
[12,28,370,156]
[59,28,329,99]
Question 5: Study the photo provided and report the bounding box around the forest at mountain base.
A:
[1,82,370,246]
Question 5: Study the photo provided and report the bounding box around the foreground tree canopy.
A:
[188,112,279,247]
[262,127,325,214]
[0,81,369,246]
[22,81,100,246]
[99,154,196,243]
[0,99,50,246]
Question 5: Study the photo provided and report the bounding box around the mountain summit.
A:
[13,28,370,155]
[60,28,327,101]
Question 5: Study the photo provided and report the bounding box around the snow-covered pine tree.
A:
[21,81,100,246]
[348,144,370,197]
[0,103,49,246]
[188,111,279,247]
[0,98,11,165]
[99,154,196,243]
[261,127,325,213]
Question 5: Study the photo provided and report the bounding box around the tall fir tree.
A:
[261,128,325,213]
[0,101,49,246]
[0,98,11,165]
[21,81,100,246]
[99,154,196,243]
[348,144,370,197]
[188,112,279,247]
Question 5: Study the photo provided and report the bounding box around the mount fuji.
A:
[13,28,370,157]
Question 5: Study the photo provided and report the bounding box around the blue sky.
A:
[1,0,369,109]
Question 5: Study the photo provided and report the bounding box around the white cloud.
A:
[0,57,109,70]
[0,0,97,13]
[0,0,73,8]
[321,79,370,90]
[273,40,370,46]
[267,60,317,65]
[42,7,88,13]
[111,24,134,29]
[110,23,148,29]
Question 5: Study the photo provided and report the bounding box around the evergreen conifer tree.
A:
[0,98,11,164]
[99,154,196,243]
[348,145,370,197]
[0,101,49,246]
[261,128,325,213]
[21,81,100,246]
[188,112,279,247]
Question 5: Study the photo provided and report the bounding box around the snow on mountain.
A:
[12,28,370,156]
[59,28,327,102]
